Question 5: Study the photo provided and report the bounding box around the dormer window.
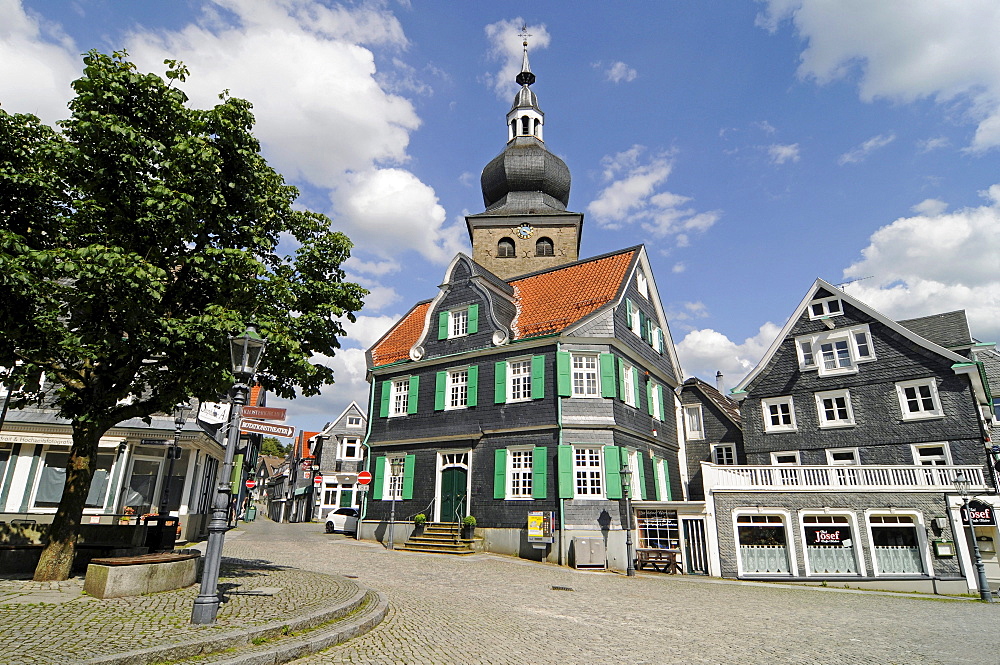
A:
[438,305,479,340]
[808,297,843,320]
[346,416,362,428]
[498,238,516,258]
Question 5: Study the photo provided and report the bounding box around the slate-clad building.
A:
[359,41,688,569]
[703,279,996,593]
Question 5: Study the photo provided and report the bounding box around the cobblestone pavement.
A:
[224,518,1000,665]
[0,534,357,665]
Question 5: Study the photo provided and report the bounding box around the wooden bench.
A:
[635,548,682,574]
[84,551,200,599]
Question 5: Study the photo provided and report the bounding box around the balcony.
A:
[702,462,988,492]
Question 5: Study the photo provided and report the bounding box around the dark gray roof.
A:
[973,347,1000,398]
[682,377,741,427]
[480,136,571,213]
[897,310,974,348]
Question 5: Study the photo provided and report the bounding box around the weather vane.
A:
[519,24,531,45]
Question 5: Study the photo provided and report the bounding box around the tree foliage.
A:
[0,51,365,580]
[260,437,290,457]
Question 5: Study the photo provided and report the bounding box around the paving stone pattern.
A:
[0,534,354,665]
[219,519,1000,665]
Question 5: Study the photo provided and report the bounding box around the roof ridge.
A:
[509,245,642,283]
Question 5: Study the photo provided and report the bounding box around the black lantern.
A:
[229,326,266,381]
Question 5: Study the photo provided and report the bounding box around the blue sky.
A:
[4,0,999,436]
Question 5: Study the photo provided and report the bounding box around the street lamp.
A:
[192,326,266,625]
[953,471,993,602]
[159,402,191,516]
[620,461,636,577]
[387,456,404,550]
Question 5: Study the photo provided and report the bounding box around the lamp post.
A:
[953,471,993,602]
[192,326,266,625]
[387,457,404,550]
[159,403,191,516]
[620,462,636,577]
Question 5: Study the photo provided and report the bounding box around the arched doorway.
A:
[438,451,469,523]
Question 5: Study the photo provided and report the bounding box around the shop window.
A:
[637,509,679,550]
[737,514,791,574]
[33,451,115,510]
[802,515,858,575]
[869,514,925,575]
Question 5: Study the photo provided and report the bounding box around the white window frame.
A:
[446,368,469,410]
[571,354,600,398]
[911,442,951,466]
[761,396,797,433]
[771,450,800,465]
[572,446,605,499]
[390,378,410,417]
[383,455,404,501]
[623,364,637,408]
[449,308,469,338]
[795,324,875,375]
[650,383,663,421]
[340,437,362,460]
[625,449,642,498]
[826,447,859,465]
[346,416,362,428]
[815,389,855,429]
[896,378,944,420]
[507,357,532,403]
[732,509,797,577]
[636,270,649,299]
[506,446,534,500]
[798,510,866,577]
[683,404,704,440]
[864,510,929,578]
[629,301,642,337]
[808,296,843,320]
[655,458,670,499]
[712,444,736,465]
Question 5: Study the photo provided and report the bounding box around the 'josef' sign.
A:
[962,500,996,526]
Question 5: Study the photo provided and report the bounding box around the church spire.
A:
[515,25,535,87]
[505,26,544,144]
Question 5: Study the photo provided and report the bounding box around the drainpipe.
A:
[357,383,377,539]
[557,342,566,567]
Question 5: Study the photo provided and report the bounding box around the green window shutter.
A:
[617,357,627,401]
[604,445,622,499]
[531,355,545,399]
[494,448,507,499]
[647,380,655,416]
[652,457,662,501]
[599,353,616,398]
[625,298,633,328]
[556,351,571,397]
[379,380,391,418]
[557,445,574,498]
[657,385,666,421]
[632,368,641,408]
[494,361,507,403]
[467,365,478,407]
[230,454,244,494]
[656,328,664,353]
[468,304,479,334]
[402,454,416,499]
[663,457,673,500]
[640,311,650,344]
[435,371,446,410]
[637,452,647,500]
[407,375,419,414]
[373,456,386,501]
[532,447,548,499]
[438,311,449,340]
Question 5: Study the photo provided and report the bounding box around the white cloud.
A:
[768,143,801,164]
[587,146,721,241]
[838,133,896,165]
[918,136,950,153]
[483,18,551,100]
[758,1,1000,152]
[359,284,402,312]
[754,120,778,135]
[0,0,79,123]
[910,198,947,216]
[603,61,637,83]
[672,262,686,274]
[345,314,400,349]
[268,346,370,432]
[675,323,783,389]
[343,256,401,278]
[842,184,1000,342]
[669,301,710,322]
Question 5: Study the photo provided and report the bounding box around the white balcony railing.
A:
[702,463,987,492]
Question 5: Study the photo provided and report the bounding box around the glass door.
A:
[123,457,162,516]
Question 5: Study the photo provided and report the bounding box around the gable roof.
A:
[733,278,976,396]
[898,310,975,349]
[368,248,639,368]
[681,377,741,427]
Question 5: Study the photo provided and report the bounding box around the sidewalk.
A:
[0,529,386,665]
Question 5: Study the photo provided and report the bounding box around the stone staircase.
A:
[400,522,475,555]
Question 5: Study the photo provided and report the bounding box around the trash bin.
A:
[245,506,257,522]
[141,515,179,552]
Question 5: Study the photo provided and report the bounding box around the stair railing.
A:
[454,494,466,544]
[405,498,435,523]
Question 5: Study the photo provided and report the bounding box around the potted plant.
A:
[461,515,476,539]
[413,513,426,535]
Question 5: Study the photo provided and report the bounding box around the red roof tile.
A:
[511,250,635,339]
[248,385,263,407]
[370,302,430,367]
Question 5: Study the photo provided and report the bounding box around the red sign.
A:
[245,479,257,490]
[242,406,287,421]
[313,474,323,487]
[357,470,372,485]
[239,419,295,438]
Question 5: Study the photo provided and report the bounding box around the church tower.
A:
[465,34,583,280]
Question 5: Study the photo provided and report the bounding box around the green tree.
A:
[0,51,365,581]
[260,437,289,457]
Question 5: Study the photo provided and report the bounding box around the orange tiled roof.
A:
[370,301,430,367]
[248,385,263,407]
[298,430,320,458]
[511,250,636,339]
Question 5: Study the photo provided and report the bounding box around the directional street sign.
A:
[241,406,287,421]
[239,419,295,438]
[357,470,372,485]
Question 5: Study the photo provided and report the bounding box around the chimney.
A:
[716,370,724,394]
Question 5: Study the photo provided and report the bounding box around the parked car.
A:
[325,507,359,534]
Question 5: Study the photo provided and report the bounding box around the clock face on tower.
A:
[513,223,535,240]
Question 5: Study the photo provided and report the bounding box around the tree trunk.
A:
[32,421,103,581]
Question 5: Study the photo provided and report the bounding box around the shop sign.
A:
[961,500,996,526]
[804,526,851,547]
[527,511,554,543]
